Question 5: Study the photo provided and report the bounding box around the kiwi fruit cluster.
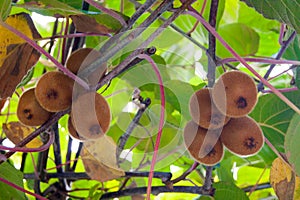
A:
[17,48,111,140]
[17,88,52,126]
[184,71,264,166]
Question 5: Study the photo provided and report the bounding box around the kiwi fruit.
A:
[67,115,85,141]
[17,88,52,126]
[220,116,264,156]
[189,88,230,129]
[71,92,111,140]
[35,71,74,112]
[65,48,106,84]
[212,71,257,118]
[183,120,224,166]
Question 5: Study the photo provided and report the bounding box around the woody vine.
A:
[0,0,299,200]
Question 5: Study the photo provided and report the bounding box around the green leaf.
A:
[17,66,34,88]
[242,0,300,33]
[164,80,197,120]
[284,113,300,176]
[121,55,170,85]
[238,1,279,32]
[213,182,249,200]
[20,0,82,16]
[249,91,300,152]
[0,0,11,21]
[283,34,300,89]
[283,34,300,61]
[92,13,123,32]
[0,162,26,200]
[238,2,280,56]
[294,67,300,90]
[216,23,259,58]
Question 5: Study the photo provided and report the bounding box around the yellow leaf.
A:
[3,122,43,148]
[81,135,125,182]
[0,13,41,98]
[0,43,40,98]
[294,176,300,199]
[0,12,40,66]
[270,157,295,200]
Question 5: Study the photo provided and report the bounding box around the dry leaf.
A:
[0,13,41,99]
[270,157,296,200]
[0,12,40,65]
[70,15,113,34]
[81,135,125,182]
[0,43,40,98]
[0,98,6,112]
[3,122,43,148]
[294,176,300,199]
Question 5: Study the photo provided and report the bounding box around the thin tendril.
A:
[0,133,54,153]
[137,54,165,200]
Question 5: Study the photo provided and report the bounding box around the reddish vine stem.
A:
[184,11,300,115]
[0,22,90,90]
[0,132,54,153]
[220,57,300,66]
[80,0,174,78]
[186,0,207,35]
[137,54,166,200]
[40,32,111,40]
[1,110,68,164]
[257,30,296,91]
[0,176,47,200]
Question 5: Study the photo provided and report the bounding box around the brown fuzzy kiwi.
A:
[17,88,52,126]
[212,71,257,118]
[220,116,264,156]
[66,48,106,84]
[183,120,224,166]
[71,92,111,140]
[67,115,86,141]
[189,88,230,129]
[35,71,74,112]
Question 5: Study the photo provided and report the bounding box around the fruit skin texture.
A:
[66,48,106,85]
[212,71,258,118]
[189,88,230,129]
[183,120,224,166]
[67,115,85,141]
[71,92,111,140]
[220,116,264,156]
[35,71,74,112]
[17,88,51,126]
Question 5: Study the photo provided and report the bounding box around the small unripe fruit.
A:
[35,71,74,112]
[212,71,257,117]
[17,88,51,126]
[71,92,111,140]
[220,116,264,156]
[183,120,224,166]
[189,88,230,129]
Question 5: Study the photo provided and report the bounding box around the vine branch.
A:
[100,186,205,199]
[117,96,151,164]
[257,31,296,91]
[184,11,300,115]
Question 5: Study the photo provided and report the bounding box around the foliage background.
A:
[0,0,300,199]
